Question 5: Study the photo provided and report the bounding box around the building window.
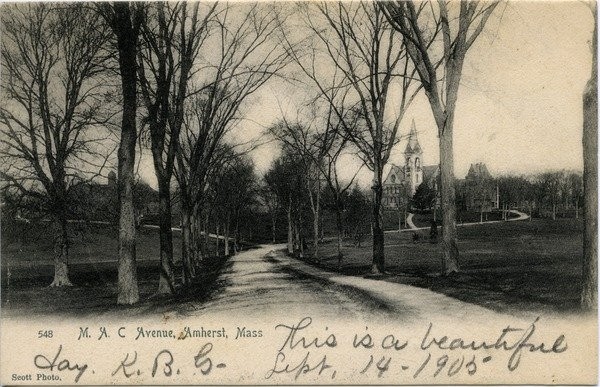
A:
[415,157,421,170]
[391,174,396,183]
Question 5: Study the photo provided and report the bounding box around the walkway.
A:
[394,209,530,233]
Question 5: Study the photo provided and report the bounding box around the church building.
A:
[382,120,439,209]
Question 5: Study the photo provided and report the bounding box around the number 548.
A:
[38,330,53,338]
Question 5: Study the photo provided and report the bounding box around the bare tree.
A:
[269,103,359,262]
[213,154,256,256]
[567,172,583,219]
[381,0,499,274]
[96,2,145,304]
[137,2,216,295]
[258,181,280,243]
[286,2,420,273]
[175,3,290,282]
[264,151,306,255]
[269,120,325,261]
[1,4,113,287]
[538,171,564,220]
[581,3,597,310]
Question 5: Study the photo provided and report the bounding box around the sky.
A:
[138,1,595,188]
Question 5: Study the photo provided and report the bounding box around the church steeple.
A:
[403,119,424,195]
[404,119,422,155]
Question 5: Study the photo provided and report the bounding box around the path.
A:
[396,209,530,233]
[192,244,531,325]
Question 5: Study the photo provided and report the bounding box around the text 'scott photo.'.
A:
[0,0,597,385]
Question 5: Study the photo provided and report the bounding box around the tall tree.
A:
[581,3,597,310]
[269,121,325,261]
[567,172,583,219]
[175,3,290,282]
[264,152,307,255]
[269,104,359,261]
[1,4,113,287]
[137,2,216,295]
[96,2,145,304]
[381,0,499,274]
[258,181,280,243]
[538,171,563,220]
[286,2,420,273]
[412,179,436,211]
[213,154,257,256]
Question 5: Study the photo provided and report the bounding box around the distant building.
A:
[382,120,439,209]
[382,121,500,213]
[68,171,161,223]
[458,162,499,212]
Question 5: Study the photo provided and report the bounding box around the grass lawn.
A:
[411,209,519,228]
[1,222,234,317]
[300,218,584,316]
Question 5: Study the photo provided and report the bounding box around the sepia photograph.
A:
[0,0,598,384]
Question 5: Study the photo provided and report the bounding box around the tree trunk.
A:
[157,187,175,295]
[371,168,385,274]
[189,205,197,265]
[234,219,240,253]
[224,213,230,256]
[203,210,209,258]
[181,206,193,285]
[191,205,201,266]
[113,4,140,304]
[576,199,579,220]
[552,203,556,220]
[312,206,319,261]
[335,203,344,265]
[50,217,72,287]
[287,198,293,254]
[581,10,597,311]
[215,222,221,257]
[439,121,459,274]
[271,211,277,244]
[307,178,321,261]
[398,207,402,231]
[298,226,305,259]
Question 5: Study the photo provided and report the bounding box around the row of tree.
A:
[410,170,584,219]
[259,1,499,276]
[497,171,584,219]
[261,146,371,263]
[0,3,287,303]
[262,0,596,309]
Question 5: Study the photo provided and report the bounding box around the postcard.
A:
[0,0,597,385]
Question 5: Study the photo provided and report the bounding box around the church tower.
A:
[404,119,423,195]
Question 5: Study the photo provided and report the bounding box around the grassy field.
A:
[411,209,519,228]
[299,218,584,316]
[1,222,233,317]
[1,218,586,317]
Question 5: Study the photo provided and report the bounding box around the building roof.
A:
[404,119,422,155]
[423,165,439,181]
[383,164,406,185]
[466,163,492,180]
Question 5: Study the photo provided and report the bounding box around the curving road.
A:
[191,244,531,325]
[402,209,530,232]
